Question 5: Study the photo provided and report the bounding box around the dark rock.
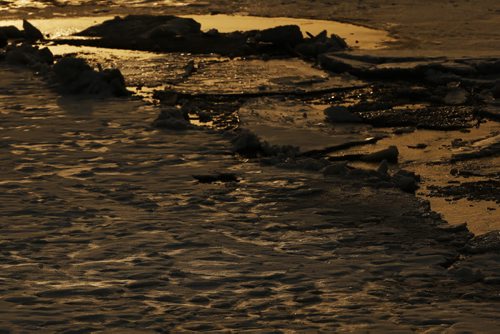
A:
[474,59,500,75]
[38,47,54,64]
[451,142,500,161]
[319,52,432,80]
[146,17,201,38]
[152,91,178,105]
[477,105,500,121]
[197,110,212,122]
[466,231,500,254]
[295,31,347,58]
[53,56,93,83]
[392,169,420,193]
[0,32,6,48]
[0,25,24,39]
[324,106,363,123]
[330,33,349,50]
[318,52,481,84]
[205,28,219,37]
[5,47,31,65]
[62,67,106,93]
[322,162,349,176]
[360,146,399,163]
[255,25,303,46]
[443,88,468,105]
[231,130,263,157]
[5,44,51,66]
[492,81,500,99]
[438,223,469,233]
[71,15,303,56]
[23,19,44,41]
[153,107,191,130]
[78,15,204,48]
[78,15,192,38]
[52,56,129,96]
[294,42,317,58]
[101,68,128,96]
[428,180,499,202]
[424,69,461,85]
[359,105,476,130]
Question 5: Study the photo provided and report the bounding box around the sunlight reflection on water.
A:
[0,0,192,10]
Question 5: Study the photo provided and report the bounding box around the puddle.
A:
[44,46,363,99]
[172,58,365,95]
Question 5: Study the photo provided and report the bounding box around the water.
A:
[0,0,193,11]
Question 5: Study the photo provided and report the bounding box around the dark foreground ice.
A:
[1,65,500,333]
